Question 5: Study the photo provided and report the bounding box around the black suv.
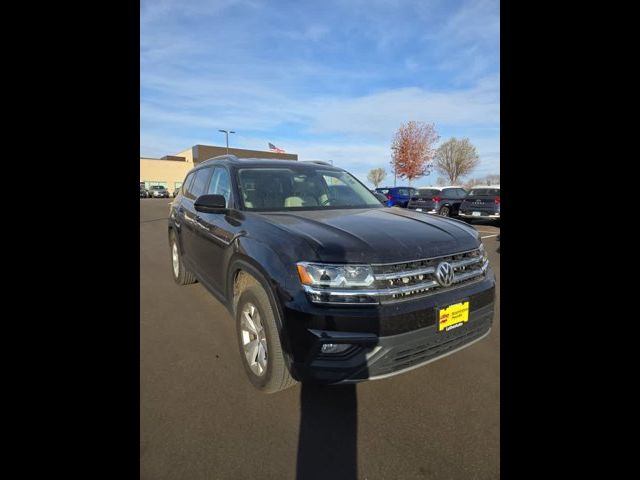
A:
[459,186,500,221]
[168,156,495,393]
[407,186,468,217]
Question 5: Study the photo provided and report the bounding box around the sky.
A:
[140,0,499,187]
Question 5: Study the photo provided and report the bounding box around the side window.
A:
[457,189,468,198]
[182,173,195,198]
[206,167,233,205]
[187,168,213,199]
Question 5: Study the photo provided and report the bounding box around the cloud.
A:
[140,0,500,179]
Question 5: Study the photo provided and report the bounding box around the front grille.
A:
[372,248,488,303]
[302,247,489,305]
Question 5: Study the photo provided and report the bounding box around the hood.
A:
[259,207,480,264]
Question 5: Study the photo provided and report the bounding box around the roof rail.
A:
[198,154,238,166]
[302,160,334,166]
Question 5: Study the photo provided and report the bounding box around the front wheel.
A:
[235,282,297,393]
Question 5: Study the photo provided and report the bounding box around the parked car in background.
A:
[374,186,418,207]
[407,186,468,217]
[149,185,170,198]
[459,185,500,221]
[168,155,494,393]
[371,189,389,204]
[140,185,149,198]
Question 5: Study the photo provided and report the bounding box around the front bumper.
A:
[285,271,495,384]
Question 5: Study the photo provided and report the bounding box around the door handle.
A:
[194,216,209,230]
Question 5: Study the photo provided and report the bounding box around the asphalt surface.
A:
[140,199,500,480]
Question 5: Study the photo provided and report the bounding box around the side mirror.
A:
[194,194,226,213]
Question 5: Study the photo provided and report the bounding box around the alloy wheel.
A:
[240,303,268,376]
[172,242,179,277]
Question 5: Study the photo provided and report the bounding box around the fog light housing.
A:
[320,343,352,354]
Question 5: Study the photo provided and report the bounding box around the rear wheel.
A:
[235,278,296,393]
[169,230,197,285]
[439,206,450,217]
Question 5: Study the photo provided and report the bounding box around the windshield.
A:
[237,167,383,211]
[151,186,165,190]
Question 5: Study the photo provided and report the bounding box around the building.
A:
[140,144,298,192]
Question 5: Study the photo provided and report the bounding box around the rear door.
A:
[441,188,468,214]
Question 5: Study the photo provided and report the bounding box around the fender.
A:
[227,253,296,372]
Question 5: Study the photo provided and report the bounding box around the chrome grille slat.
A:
[451,256,483,269]
[374,266,436,281]
[304,248,489,304]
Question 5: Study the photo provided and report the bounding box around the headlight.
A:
[478,242,488,261]
[296,262,375,288]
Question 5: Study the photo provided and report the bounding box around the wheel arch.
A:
[227,255,295,369]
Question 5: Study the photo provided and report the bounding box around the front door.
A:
[190,166,240,294]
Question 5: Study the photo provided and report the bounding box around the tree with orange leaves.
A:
[391,121,440,184]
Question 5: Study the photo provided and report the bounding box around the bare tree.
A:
[434,137,480,185]
[367,168,387,188]
[463,173,500,190]
[485,174,500,185]
[391,121,439,184]
[436,177,447,187]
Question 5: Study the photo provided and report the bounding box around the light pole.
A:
[218,129,236,154]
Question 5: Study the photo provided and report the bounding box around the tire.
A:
[439,206,450,217]
[169,230,197,285]
[235,281,297,393]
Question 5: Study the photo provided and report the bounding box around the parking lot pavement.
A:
[140,199,500,480]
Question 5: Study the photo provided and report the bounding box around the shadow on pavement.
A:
[296,384,358,480]
[294,230,380,480]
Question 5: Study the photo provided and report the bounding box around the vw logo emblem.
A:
[435,262,455,287]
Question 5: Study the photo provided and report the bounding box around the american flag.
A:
[268,142,285,153]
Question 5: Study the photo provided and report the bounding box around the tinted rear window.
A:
[468,188,500,196]
[417,189,441,198]
[442,188,468,198]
